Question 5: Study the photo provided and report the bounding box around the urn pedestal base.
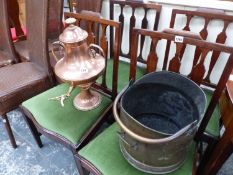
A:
[73,84,101,111]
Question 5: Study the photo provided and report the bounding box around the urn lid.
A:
[59,18,88,44]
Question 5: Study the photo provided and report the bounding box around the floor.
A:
[0,109,78,175]
[1,109,233,175]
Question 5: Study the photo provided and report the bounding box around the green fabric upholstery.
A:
[97,59,145,92]
[22,83,111,144]
[203,89,220,137]
[79,123,196,175]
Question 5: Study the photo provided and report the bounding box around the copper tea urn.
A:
[52,18,105,111]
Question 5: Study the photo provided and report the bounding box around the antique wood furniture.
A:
[0,0,54,148]
[0,0,19,67]
[14,0,64,61]
[110,0,161,59]
[199,83,233,174]
[202,119,233,174]
[163,7,233,74]
[20,12,121,154]
[109,0,161,90]
[47,0,64,43]
[162,8,233,162]
[74,28,233,175]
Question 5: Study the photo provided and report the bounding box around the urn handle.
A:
[88,44,106,59]
[51,41,65,62]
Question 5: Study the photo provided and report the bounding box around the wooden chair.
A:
[0,0,19,67]
[47,0,64,42]
[110,0,161,59]
[109,0,161,91]
[204,121,233,174]
[20,12,121,155]
[163,7,233,75]
[0,0,54,148]
[162,8,233,162]
[74,28,233,175]
[14,0,64,62]
[198,86,233,174]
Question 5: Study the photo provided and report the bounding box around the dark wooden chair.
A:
[0,0,54,148]
[198,84,233,175]
[20,12,121,156]
[205,122,233,175]
[14,0,64,62]
[47,0,64,43]
[162,8,233,164]
[109,0,161,91]
[74,28,233,175]
[110,0,161,59]
[163,7,233,75]
[0,0,19,67]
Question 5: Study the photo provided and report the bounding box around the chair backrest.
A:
[47,0,64,40]
[163,8,233,89]
[25,0,63,41]
[129,28,233,142]
[110,0,161,60]
[0,0,18,62]
[64,12,121,99]
[72,0,103,13]
[26,0,52,77]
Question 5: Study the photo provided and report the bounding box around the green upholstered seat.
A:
[79,123,196,175]
[22,83,112,144]
[97,59,145,91]
[203,89,220,137]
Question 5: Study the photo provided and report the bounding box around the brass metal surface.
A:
[113,71,207,174]
[113,87,197,174]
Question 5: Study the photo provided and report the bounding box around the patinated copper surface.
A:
[52,18,105,110]
[113,72,206,174]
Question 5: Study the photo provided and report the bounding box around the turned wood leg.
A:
[2,114,17,148]
[22,114,43,148]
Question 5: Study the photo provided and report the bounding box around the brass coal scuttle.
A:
[51,18,105,111]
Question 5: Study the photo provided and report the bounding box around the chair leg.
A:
[74,154,89,175]
[2,114,17,148]
[196,141,217,174]
[22,114,43,148]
